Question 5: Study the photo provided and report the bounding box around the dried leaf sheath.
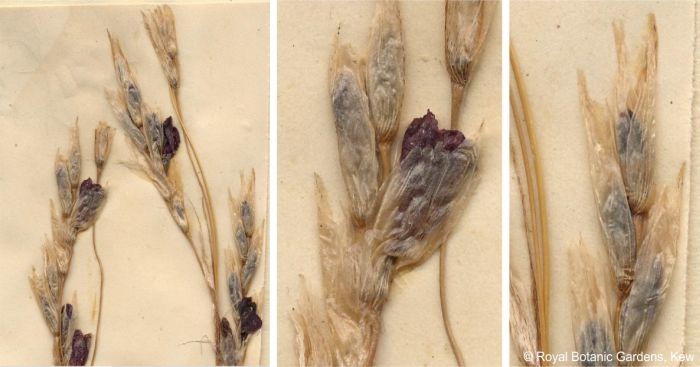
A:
[366,0,405,180]
[510,44,550,355]
[618,169,683,356]
[569,240,615,366]
[578,73,636,296]
[330,41,379,226]
[613,16,657,215]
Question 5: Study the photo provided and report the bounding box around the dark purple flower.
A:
[237,297,262,340]
[68,329,92,366]
[72,178,105,232]
[161,116,180,170]
[400,110,466,161]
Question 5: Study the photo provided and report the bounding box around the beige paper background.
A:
[278,1,501,366]
[0,2,269,365]
[510,1,693,366]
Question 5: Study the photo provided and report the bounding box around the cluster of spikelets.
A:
[292,1,493,366]
[509,14,684,367]
[574,14,684,363]
[30,122,114,366]
[106,6,263,365]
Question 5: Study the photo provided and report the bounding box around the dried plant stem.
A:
[440,244,466,367]
[89,171,105,366]
[510,43,550,356]
[450,83,466,129]
[169,87,224,363]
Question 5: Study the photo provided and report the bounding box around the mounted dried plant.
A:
[293,1,494,365]
[30,122,110,366]
[106,5,264,365]
[575,13,684,363]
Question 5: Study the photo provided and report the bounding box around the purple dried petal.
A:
[161,116,180,170]
[400,110,440,161]
[237,297,262,340]
[79,178,100,196]
[68,329,91,366]
[439,129,466,151]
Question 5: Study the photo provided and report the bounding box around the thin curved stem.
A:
[440,244,466,366]
[90,172,104,366]
[168,87,222,363]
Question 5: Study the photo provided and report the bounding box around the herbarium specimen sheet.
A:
[0,2,269,365]
[279,1,501,365]
[510,2,692,366]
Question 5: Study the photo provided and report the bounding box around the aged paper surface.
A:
[510,1,693,365]
[278,1,501,366]
[0,2,269,365]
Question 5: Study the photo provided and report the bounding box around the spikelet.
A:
[330,41,379,227]
[578,72,636,295]
[444,0,496,87]
[618,168,683,356]
[94,122,115,175]
[143,5,179,89]
[107,32,143,129]
[366,0,404,145]
[612,15,657,214]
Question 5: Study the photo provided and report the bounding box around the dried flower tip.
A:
[55,154,73,217]
[444,0,496,87]
[107,31,143,128]
[60,304,76,361]
[161,116,180,171]
[618,169,683,355]
[143,5,179,89]
[569,240,615,366]
[613,15,657,214]
[366,0,405,144]
[70,178,106,232]
[68,329,92,366]
[237,297,262,340]
[219,317,237,365]
[330,41,379,225]
[94,122,115,171]
[400,110,465,161]
[68,120,81,191]
[578,72,636,294]
[106,90,147,152]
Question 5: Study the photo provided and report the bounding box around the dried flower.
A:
[618,171,683,355]
[444,0,496,87]
[70,178,106,233]
[143,5,179,89]
[330,41,378,226]
[68,122,81,191]
[55,155,72,217]
[612,15,657,214]
[161,116,180,171]
[367,0,404,144]
[578,73,636,295]
[107,32,143,128]
[68,329,92,366]
[374,111,479,270]
[94,122,115,174]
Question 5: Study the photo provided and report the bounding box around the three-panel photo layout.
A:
[0,1,698,366]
